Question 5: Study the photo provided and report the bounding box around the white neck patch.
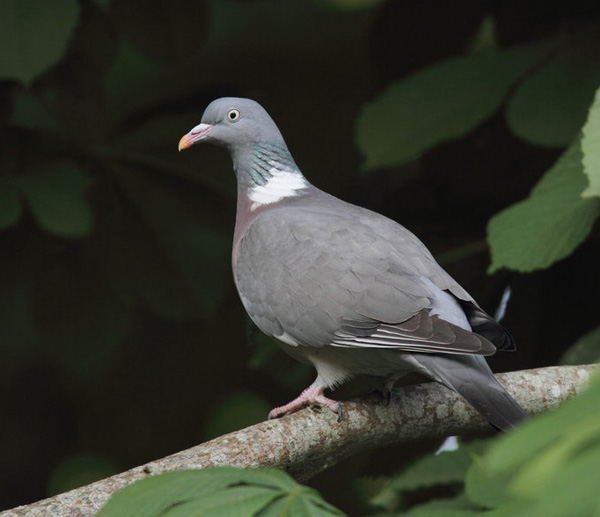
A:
[248,163,308,210]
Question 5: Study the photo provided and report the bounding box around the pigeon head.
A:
[178,97,285,153]
[179,98,309,203]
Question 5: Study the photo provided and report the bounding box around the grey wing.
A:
[235,201,496,355]
[336,195,514,352]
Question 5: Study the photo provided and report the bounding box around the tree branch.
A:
[2,365,596,517]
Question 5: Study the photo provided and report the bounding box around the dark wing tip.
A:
[456,299,517,352]
[333,311,498,356]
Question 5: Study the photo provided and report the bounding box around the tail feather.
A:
[410,353,528,431]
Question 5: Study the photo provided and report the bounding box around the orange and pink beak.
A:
[178,123,214,151]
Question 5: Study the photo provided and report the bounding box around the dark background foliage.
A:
[1,0,599,513]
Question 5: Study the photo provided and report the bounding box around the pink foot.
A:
[268,381,342,421]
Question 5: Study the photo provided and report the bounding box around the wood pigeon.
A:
[179,97,528,431]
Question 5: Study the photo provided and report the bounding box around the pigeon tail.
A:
[409,353,529,431]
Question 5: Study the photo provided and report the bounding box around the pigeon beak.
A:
[178,123,214,151]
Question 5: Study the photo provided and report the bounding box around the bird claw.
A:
[382,388,393,407]
[372,374,403,406]
[268,382,342,421]
[371,384,393,406]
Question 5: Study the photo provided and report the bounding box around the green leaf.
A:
[98,470,243,517]
[506,33,600,148]
[398,494,484,516]
[513,444,600,517]
[379,439,488,498]
[98,468,345,517]
[10,89,60,133]
[487,140,600,273]
[468,373,599,484]
[0,0,80,86]
[507,414,600,499]
[302,488,349,516]
[485,373,598,475]
[17,161,94,238]
[164,486,280,516]
[582,87,600,198]
[462,373,600,517]
[464,455,513,509]
[560,325,600,365]
[240,468,302,491]
[370,440,493,513]
[356,41,552,170]
[0,175,22,230]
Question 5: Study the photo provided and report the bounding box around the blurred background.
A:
[1,0,600,513]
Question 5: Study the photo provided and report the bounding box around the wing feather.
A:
[332,310,496,355]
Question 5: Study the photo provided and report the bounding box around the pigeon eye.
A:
[227,109,241,122]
